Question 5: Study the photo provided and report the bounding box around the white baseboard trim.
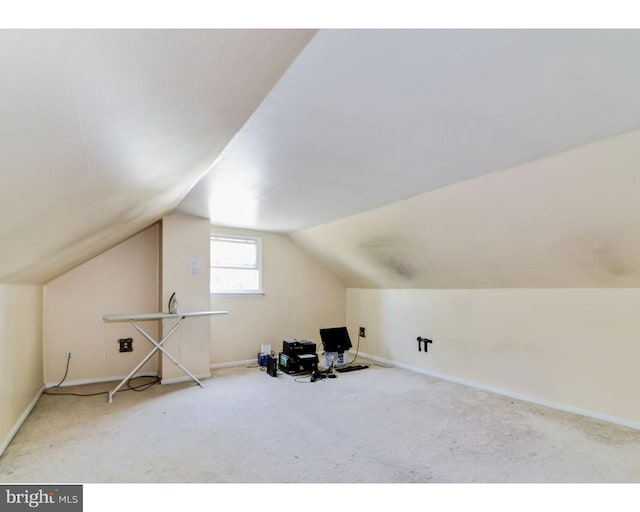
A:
[45,372,159,389]
[355,350,640,432]
[0,385,44,457]
[210,359,256,370]
[161,372,211,385]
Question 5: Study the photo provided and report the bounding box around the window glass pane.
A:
[211,238,257,267]
[211,268,260,292]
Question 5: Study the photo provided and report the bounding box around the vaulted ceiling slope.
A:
[0,29,316,284]
[178,29,640,232]
[291,130,640,288]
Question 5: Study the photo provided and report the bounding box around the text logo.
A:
[1,485,82,511]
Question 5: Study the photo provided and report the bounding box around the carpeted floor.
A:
[2,359,640,483]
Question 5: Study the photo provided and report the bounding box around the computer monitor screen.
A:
[319,326,352,353]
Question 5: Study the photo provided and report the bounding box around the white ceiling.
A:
[177,29,640,232]
[0,29,315,283]
[5,28,640,285]
[291,129,640,288]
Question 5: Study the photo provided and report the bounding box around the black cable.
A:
[126,375,161,392]
[44,388,108,397]
[43,353,161,397]
[294,365,336,383]
[343,334,362,367]
[50,351,72,387]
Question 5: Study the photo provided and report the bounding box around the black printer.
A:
[279,339,318,374]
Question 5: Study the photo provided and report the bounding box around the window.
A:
[210,235,262,295]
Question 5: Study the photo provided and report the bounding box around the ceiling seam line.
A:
[63,47,96,194]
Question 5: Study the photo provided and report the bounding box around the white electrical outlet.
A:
[66,348,73,358]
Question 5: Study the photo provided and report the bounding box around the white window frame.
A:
[210,234,264,296]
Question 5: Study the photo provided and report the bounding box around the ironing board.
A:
[102,311,227,403]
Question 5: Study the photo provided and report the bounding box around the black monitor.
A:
[319,327,353,353]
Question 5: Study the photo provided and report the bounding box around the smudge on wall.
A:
[360,237,416,280]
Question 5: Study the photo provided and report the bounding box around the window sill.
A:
[211,291,265,298]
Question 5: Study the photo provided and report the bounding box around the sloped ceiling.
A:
[176,29,640,288]
[5,29,640,288]
[177,29,640,232]
[0,29,316,284]
[291,130,640,288]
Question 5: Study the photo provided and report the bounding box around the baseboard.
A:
[45,372,158,389]
[161,372,211,385]
[210,359,256,370]
[0,385,44,457]
[355,350,640,432]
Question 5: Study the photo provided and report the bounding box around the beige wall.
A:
[43,224,160,385]
[288,131,640,427]
[160,213,211,381]
[210,226,346,364]
[292,130,640,289]
[0,284,43,454]
[348,288,640,425]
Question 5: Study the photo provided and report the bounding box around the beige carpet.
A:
[2,359,640,483]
